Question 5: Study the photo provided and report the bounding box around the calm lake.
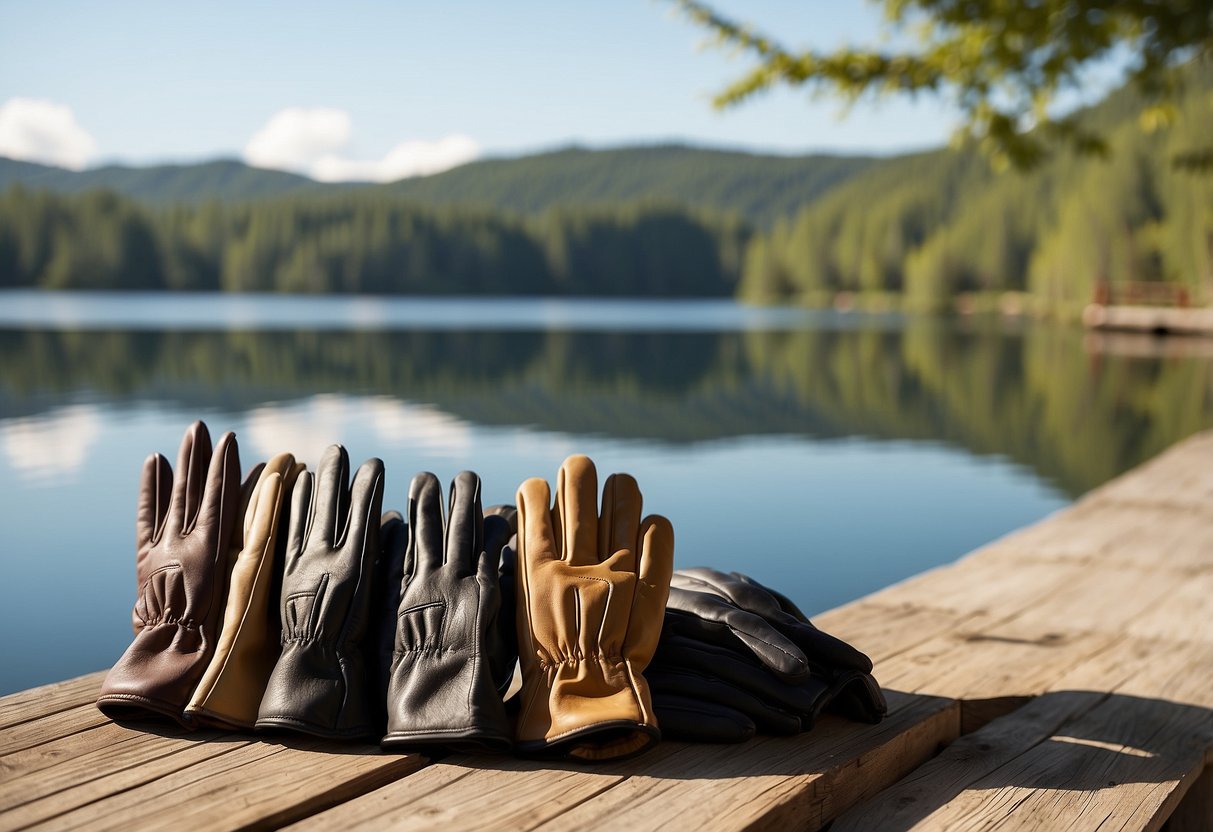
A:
[2,291,1211,695]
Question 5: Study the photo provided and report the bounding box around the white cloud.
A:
[243,107,351,172]
[243,107,478,183]
[0,98,98,170]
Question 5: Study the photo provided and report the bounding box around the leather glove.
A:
[370,510,408,736]
[651,568,887,743]
[185,452,304,728]
[485,503,519,699]
[97,420,241,726]
[256,445,385,739]
[513,455,674,761]
[381,472,514,751]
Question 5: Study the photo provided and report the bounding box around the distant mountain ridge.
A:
[0,144,880,226]
[0,157,329,202]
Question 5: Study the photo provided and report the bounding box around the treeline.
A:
[0,188,747,296]
[740,68,1213,310]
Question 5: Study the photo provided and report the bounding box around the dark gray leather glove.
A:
[370,510,408,736]
[256,445,384,739]
[97,420,241,727]
[381,472,514,752]
[651,568,886,743]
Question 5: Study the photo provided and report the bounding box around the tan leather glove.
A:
[513,455,674,761]
[185,452,304,728]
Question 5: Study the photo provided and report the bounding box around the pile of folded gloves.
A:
[97,420,886,762]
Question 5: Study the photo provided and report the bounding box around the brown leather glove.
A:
[185,452,304,728]
[513,455,674,761]
[97,420,241,726]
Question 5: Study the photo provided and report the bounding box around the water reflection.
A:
[2,315,1211,694]
[2,322,1210,496]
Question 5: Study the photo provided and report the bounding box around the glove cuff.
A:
[255,640,371,739]
[516,655,659,761]
[96,621,213,728]
[382,649,512,752]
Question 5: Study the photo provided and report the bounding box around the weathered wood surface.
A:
[2,429,1212,830]
[829,431,1213,831]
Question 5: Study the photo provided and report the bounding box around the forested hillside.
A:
[385,145,875,227]
[0,158,328,202]
[739,67,1213,310]
[0,189,745,296]
[0,145,875,227]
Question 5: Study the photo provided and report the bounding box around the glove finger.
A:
[647,667,802,735]
[673,567,785,619]
[478,516,507,585]
[194,430,240,549]
[237,461,266,545]
[718,571,874,673]
[311,445,351,548]
[483,511,514,558]
[285,469,313,570]
[516,477,557,567]
[554,454,598,565]
[741,575,811,622]
[136,452,172,553]
[408,471,445,576]
[598,473,641,571]
[625,514,674,660]
[345,458,385,569]
[651,693,756,743]
[665,591,810,680]
[653,634,830,721]
[446,471,483,577]
[244,467,284,558]
[166,420,210,536]
[775,615,873,673]
[168,420,208,534]
[824,670,888,724]
[373,511,407,718]
[484,504,517,533]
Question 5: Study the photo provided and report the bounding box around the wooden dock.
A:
[3,430,1213,830]
[1083,303,1213,336]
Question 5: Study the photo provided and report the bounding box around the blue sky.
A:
[0,1,1110,178]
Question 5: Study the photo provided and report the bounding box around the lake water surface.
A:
[2,291,1211,695]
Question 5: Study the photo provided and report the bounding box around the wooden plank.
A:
[0,721,218,811]
[537,692,957,831]
[833,639,1213,831]
[878,617,1117,703]
[1166,765,1213,832]
[287,751,634,831]
[0,704,109,757]
[290,691,958,832]
[864,556,1089,620]
[16,738,424,832]
[1084,432,1213,511]
[1,735,251,831]
[989,500,1213,574]
[0,672,103,732]
[813,600,976,664]
[1127,571,1213,645]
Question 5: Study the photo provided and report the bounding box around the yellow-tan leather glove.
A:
[513,455,674,761]
[185,452,304,728]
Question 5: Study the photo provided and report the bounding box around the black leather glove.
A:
[369,510,408,736]
[651,568,887,743]
[256,445,385,739]
[381,472,514,752]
